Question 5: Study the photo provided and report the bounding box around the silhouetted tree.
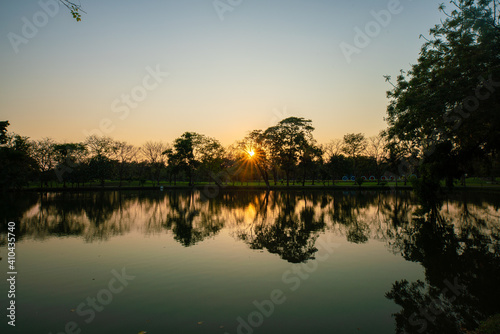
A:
[53,142,87,187]
[342,133,367,176]
[0,130,37,190]
[141,141,168,186]
[29,138,56,187]
[264,117,316,186]
[385,0,500,187]
[111,141,137,187]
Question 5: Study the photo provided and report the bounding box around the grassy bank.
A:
[16,177,500,192]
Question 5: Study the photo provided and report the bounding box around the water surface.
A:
[0,190,499,333]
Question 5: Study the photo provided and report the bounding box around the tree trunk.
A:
[255,162,270,189]
[119,168,123,188]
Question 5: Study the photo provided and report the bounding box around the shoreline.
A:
[10,184,500,193]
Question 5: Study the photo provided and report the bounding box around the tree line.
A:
[0,118,395,189]
[3,188,500,332]
[1,0,499,191]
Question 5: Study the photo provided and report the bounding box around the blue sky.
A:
[0,0,446,146]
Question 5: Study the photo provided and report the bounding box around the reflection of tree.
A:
[236,192,325,263]
[325,192,378,244]
[385,207,500,333]
[13,192,133,242]
[0,192,39,245]
[162,191,224,247]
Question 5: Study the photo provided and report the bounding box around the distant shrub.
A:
[355,177,364,187]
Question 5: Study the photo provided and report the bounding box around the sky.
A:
[0,0,446,147]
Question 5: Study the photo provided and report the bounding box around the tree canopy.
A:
[385,0,500,182]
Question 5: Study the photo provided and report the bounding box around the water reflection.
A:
[385,193,500,333]
[234,192,325,263]
[0,189,499,332]
[1,190,498,251]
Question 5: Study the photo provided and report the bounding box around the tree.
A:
[85,135,116,187]
[164,133,226,186]
[298,144,323,186]
[366,133,388,178]
[264,117,316,186]
[111,141,137,187]
[53,143,87,187]
[0,131,37,190]
[326,154,350,184]
[141,141,168,186]
[235,130,271,188]
[30,138,56,187]
[342,133,367,175]
[197,136,225,183]
[0,121,9,144]
[164,132,200,186]
[385,0,500,186]
[322,138,344,162]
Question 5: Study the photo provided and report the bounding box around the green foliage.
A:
[326,154,350,182]
[53,142,87,186]
[354,177,364,187]
[164,132,224,186]
[411,164,443,214]
[264,117,316,186]
[342,133,367,159]
[60,0,85,21]
[0,121,9,145]
[385,0,500,182]
[0,130,37,190]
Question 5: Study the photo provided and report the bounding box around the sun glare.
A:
[248,150,255,157]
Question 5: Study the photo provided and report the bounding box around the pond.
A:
[0,190,499,334]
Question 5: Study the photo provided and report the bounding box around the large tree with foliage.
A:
[342,133,367,176]
[164,133,198,186]
[141,141,168,186]
[234,130,272,188]
[264,117,316,186]
[196,135,225,183]
[0,129,37,190]
[0,121,9,144]
[85,135,117,187]
[112,141,138,187]
[164,132,224,186]
[385,0,500,185]
[30,138,57,187]
[53,142,87,187]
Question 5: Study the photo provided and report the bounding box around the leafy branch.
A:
[59,0,85,22]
